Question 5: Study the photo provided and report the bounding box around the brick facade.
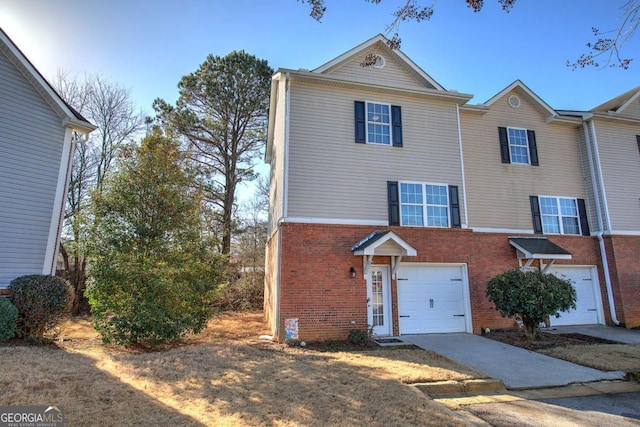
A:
[265,222,614,342]
[604,235,640,328]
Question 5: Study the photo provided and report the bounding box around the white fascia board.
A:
[353,231,417,257]
[613,89,640,114]
[311,34,446,91]
[283,217,388,226]
[284,70,473,105]
[264,73,281,163]
[484,80,556,118]
[0,29,94,131]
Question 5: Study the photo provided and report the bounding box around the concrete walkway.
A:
[401,333,625,389]
[545,325,640,344]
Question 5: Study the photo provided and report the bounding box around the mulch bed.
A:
[483,328,623,351]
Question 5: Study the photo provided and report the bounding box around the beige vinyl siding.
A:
[577,127,603,232]
[267,78,287,234]
[324,46,434,91]
[461,87,588,231]
[286,81,464,224]
[592,119,640,232]
[0,49,65,287]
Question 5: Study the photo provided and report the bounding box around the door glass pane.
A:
[371,270,384,327]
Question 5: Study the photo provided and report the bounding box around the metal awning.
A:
[509,236,572,273]
[352,231,417,278]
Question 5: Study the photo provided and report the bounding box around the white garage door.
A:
[396,264,470,334]
[548,266,603,326]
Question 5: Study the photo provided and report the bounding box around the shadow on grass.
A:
[93,342,471,426]
[0,345,206,426]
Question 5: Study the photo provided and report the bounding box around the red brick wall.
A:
[275,222,607,342]
[604,235,640,328]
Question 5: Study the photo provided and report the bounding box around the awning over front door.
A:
[352,231,417,279]
[509,236,572,273]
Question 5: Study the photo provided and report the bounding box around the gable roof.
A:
[0,28,95,134]
[591,86,640,114]
[484,80,557,120]
[312,34,445,91]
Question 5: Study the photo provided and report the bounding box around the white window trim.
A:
[507,126,530,165]
[365,100,393,146]
[539,195,581,235]
[399,181,450,228]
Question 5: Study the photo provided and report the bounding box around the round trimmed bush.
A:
[9,275,72,339]
[0,297,18,341]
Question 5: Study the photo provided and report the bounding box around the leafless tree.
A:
[53,72,145,314]
[299,0,637,69]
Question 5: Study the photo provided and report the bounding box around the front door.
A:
[367,266,391,336]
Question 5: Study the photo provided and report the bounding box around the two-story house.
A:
[264,35,638,342]
[0,28,95,291]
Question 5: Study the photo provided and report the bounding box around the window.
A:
[498,127,539,166]
[539,196,580,235]
[508,128,530,164]
[355,101,402,146]
[399,182,449,227]
[367,102,391,145]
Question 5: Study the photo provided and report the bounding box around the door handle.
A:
[429,298,434,308]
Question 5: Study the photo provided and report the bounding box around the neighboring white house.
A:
[0,28,95,289]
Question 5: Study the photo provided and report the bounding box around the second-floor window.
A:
[355,101,403,147]
[498,126,539,166]
[508,128,530,164]
[539,196,580,235]
[367,102,391,145]
[400,182,449,227]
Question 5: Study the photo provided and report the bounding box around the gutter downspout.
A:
[456,104,469,228]
[582,120,620,325]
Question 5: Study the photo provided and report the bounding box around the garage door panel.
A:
[397,265,469,334]
[548,267,602,326]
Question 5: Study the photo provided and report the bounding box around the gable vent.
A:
[508,95,521,108]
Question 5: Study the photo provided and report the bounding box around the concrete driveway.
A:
[400,333,625,389]
[545,324,640,344]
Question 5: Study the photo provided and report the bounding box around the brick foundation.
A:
[604,235,640,328]
[266,222,622,342]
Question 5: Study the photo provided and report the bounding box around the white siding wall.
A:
[267,77,287,234]
[592,119,640,232]
[461,87,589,231]
[286,81,464,223]
[0,50,65,287]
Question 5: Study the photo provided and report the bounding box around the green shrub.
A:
[0,297,18,341]
[347,328,370,344]
[8,275,72,339]
[486,269,576,341]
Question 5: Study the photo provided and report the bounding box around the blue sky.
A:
[1,1,637,113]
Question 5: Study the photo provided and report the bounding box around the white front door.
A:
[367,266,391,336]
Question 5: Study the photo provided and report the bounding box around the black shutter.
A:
[577,198,590,236]
[449,185,461,228]
[355,101,366,144]
[387,181,400,226]
[391,105,403,147]
[636,135,640,154]
[530,196,543,234]
[498,127,510,163]
[527,130,539,166]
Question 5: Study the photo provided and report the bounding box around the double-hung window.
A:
[366,102,391,145]
[539,196,580,235]
[507,127,530,164]
[399,182,449,227]
[498,126,539,166]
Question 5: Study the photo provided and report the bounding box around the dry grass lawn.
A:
[0,312,484,426]
[540,344,640,372]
